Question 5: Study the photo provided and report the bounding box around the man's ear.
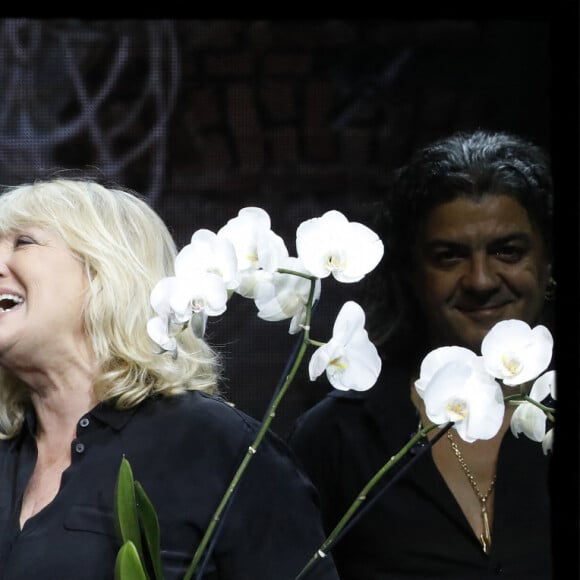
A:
[545,263,557,302]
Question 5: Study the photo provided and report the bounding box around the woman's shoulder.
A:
[142,390,260,435]
[141,391,301,459]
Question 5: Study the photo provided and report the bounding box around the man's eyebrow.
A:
[426,232,532,247]
[488,233,532,245]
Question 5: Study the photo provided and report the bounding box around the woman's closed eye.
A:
[14,235,37,247]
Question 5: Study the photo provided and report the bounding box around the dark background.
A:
[0,16,577,576]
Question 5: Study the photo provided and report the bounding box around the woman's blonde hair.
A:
[0,178,220,438]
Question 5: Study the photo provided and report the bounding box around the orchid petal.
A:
[185,272,228,316]
[150,276,192,323]
[218,207,288,273]
[309,341,339,382]
[254,257,321,333]
[481,320,553,386]
[421,360,504,442]
[332,329,382,391]
[255,228,289,273]
[542,428,554,455]
[146,316,177,352]
[331,300,367,341]
[509,371,556,444]
[296,210,383,283]
[236,269,273,299]
[175,229,239,290]
[415,346,478,397]
[308,301,381,391]
[529,370,556,402]
[511,402,547,442]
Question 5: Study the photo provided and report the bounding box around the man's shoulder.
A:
[299,387,370,421]
[289,366,411,442]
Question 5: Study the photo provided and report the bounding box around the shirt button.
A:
[493,564,503,575]
[79,417,90,428]
[74,442,85,454]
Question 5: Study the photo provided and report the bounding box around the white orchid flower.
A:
[183,275,227,338]
[511,370,556,454]
[510,403,547,443]
[295,210,383,283]
[414,346,479,398]
[254,256,322,334]
[147,276,192,352]
[150,276,194,324]
[146,315,178,353]
[175,229,239,291]
[217,207,289,280]
[309,301,381,391]
[236,268,274,300]
[416,352,505,442]
[180,272,228,315]
[542,428,554,455]
[150,273,228,339]
[481,319,553,386]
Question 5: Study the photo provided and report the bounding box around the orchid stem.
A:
[184,275,319,580]
[294,421,450,580]
[505,393,556,422]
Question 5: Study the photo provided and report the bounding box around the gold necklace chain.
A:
[447,430,496,555]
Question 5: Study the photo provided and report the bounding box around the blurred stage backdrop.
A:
[0,18,569,438]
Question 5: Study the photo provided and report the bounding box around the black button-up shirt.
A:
[0,390,339,580]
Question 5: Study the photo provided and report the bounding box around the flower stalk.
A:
[293,421,444,580]
[505,393,556,423]
[183,273,319,580]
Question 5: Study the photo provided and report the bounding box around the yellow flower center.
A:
[329,356,346,370]
[501,353,523,377]
[325,254,344,272]
[446,398,469,421]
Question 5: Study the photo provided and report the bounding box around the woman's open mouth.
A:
[0,293,24,312]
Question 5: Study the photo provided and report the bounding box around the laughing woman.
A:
[0,178,339,580]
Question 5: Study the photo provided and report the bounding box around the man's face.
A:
[412,195,550,354]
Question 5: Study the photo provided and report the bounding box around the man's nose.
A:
[461,254,499,291]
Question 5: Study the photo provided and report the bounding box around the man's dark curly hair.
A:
[361,129,554,369]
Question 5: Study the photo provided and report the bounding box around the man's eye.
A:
[432,250,462,266]
[493,246,525,262]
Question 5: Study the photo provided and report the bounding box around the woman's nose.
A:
[0,242,12,276]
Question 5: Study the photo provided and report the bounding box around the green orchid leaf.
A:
[135,481,164,580]
[115,541,149,580]
[114,457,144,556]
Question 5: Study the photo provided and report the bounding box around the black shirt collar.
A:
[22,398,140,435]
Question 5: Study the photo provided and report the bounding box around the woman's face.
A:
[412,195,550,354]
[0,226,89,367]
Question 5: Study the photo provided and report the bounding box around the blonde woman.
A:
[0,179,339,580]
